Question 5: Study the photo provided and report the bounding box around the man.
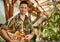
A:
[1,1,36,42]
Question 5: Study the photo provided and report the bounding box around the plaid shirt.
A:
[7,14,32,35]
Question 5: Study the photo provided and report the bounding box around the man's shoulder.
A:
[8,14,19,22]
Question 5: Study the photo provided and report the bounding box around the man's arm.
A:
[0,22,19,42]
[1,29,20,42]
[25,28,35,42]
[0,24,12,42]
[25,17,35,40]
[1,29,12,42]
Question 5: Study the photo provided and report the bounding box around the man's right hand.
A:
[10,40,20,42]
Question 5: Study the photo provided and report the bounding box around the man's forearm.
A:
[31,28,35,36]
[31,31,35,37]
[1,29,12,42]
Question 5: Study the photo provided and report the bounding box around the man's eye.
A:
[25,8,26,9]
[25,7,27,9]
[21,7,23,8]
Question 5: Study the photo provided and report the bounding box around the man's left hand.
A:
[25,34,33,41]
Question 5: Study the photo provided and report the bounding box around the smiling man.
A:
[1,1,36,42]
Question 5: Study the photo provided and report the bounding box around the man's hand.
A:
[25,34,33,41]
[10,40,20,42]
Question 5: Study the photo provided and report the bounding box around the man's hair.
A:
[20,1,28,6]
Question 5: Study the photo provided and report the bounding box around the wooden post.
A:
[9,0,17,18]
[3,0,9,20]
[9,0,14,18]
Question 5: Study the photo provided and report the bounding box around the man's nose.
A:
[22,8,26,11]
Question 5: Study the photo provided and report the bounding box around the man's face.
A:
[20,4,28,15]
